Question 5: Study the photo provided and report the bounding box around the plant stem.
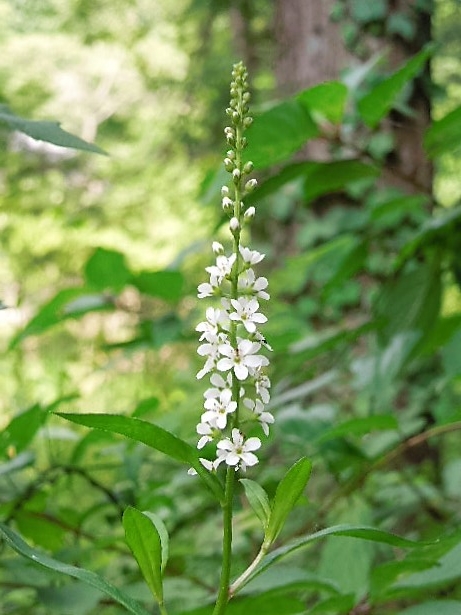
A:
[212,466,235,615]
[228,541,268,597]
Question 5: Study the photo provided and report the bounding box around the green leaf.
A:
[264,457,312,546]
[240,479,271,530]
[317,415,398,443]
[0,404,46,456]
[374,261,441,345]
[245,98,319,168]
[55,413,224,502]
[0,523,151,615]
[391,542,461,591]
[396,602,461,615]
[123,507,166,604]
[9,288,114,347]
[303,160,379,203]
[309,594,355,614]
[245,525,430,589]
[350,0,387,23]
[0,104,106,155]
[424,105,461,158]
[358,46,432,128]
[319,498,374,601]
[297,81,349,124]
[84,248,131,292]
[132,270,184,301]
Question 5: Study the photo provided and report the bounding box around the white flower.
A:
[197,333,227,379]
[239,245,264,265]
[215,428,261,471]
[196,307,228,341]
[206,254,236,285]
[202,389,237,429]
[255,371,271,404]
[217,339,268,380]
[238,268,270,300]
[244,398,275,436]
[229,297,267,333]
[196,418,220,449]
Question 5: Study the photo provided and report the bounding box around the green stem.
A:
[228,541,268,597]
[212,466,236,615]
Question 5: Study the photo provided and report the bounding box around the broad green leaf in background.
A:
[396,602,461,615]
[132,270,184,302]
[317,415,398,443]
[264,457,312,546]
[0,104,106,154]
[84,248,131,292]
[9,288,114,348]
[303,160,380,203]
[123,507,168,605]
[374,260,441,346]
[240,479,271,530]
[298,81,349,124]
[350,0,387,23]
[319,498,374,602]
[424,104,461,158]
[0,523,151,615]
[245,98,319,168]
[55,413,224,501]
[309,594,355,614]
[175,591,306,615]
[358,46,432,128]
[391,542,461,592]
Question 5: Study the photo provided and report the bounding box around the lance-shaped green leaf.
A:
[264,457,312,546]
[123,507,168,605]
[358,46,433,128]
[0,104,106,154]
[242,524,432,590]
[55,413,224,502]
[240,479,271,530]
[0,523,150,615]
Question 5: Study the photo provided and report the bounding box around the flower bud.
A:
[244,178,258,193]
[224,158,234,171]
[232,111,239,123]
[222,196,233,213]
[243,161,254,174]
[232,168,241,182]
[242,92,251,103]
[229,217,240,232]
[243,116,253,128]
[221,185,229,197]
[226,150,235,160]
[244,206,256,220]
[212,241,224,255]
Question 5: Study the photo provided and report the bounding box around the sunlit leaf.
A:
[0,104,106,154]
[264,457,312,546]
[0,404,46,456]
[0,523,151,615]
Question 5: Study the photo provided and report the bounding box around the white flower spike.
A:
[194,61,272,472]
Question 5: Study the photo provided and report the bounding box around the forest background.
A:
[1,0,461,614]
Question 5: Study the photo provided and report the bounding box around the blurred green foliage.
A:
[1,0,461,614]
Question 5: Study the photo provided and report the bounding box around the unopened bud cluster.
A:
[193,62,273,473]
